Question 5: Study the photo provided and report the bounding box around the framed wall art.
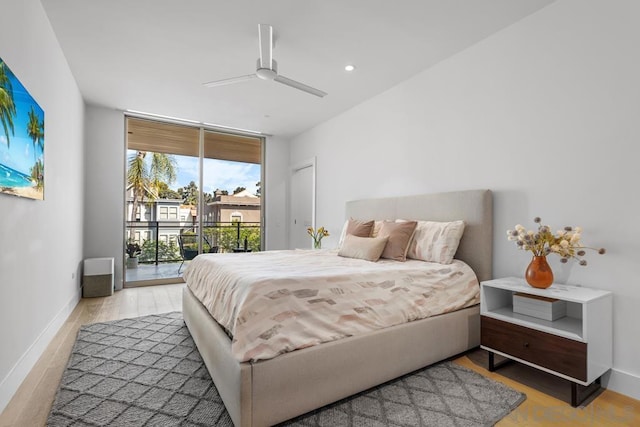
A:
[0,56,45,200]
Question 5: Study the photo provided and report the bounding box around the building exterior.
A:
[125,187,261,256]
[203,189,261,224]
[125,185,197,247]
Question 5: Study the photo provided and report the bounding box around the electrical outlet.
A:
[72,272,75,279]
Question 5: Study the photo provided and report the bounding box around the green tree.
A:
[176,182,216,205]
[203,191,215,203]
[0,60,16,148]
[178,181,199,205]
[255,181,261,196]
[207,224,261,253]
[127,151,177,221]
[243,227,261,252]
[26,106,44,161]
[156,181,181,199]
[233,186,246,195]
[138,239,180,262]
[128,151,148,222]
[149,152,176,195]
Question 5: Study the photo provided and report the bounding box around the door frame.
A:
[289,157,316,249]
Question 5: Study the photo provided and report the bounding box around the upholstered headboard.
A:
[345,189,493,282]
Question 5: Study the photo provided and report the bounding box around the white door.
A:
[290,162,314,249]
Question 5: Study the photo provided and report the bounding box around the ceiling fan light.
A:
[204,27,326,97]
[256,58,277,81]
[256,68,277,81]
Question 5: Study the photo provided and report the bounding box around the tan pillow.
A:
[407,220,465,264]
[338,218,374,247]
[378,220,417,261]
[338,235,388,262]
[370,220,383,238]
[346,218,374,237]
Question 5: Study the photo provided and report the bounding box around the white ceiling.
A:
[41,0,554,138]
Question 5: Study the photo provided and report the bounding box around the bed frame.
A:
[183,189,493,426]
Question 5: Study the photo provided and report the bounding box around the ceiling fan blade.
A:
[258,24,273,69]
[203,74,257,88]
[274,75,327,97]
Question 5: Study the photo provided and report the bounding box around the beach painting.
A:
[0,56,45,200]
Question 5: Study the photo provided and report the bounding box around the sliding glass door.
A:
[124,117,263,286]
[202,130,263,254]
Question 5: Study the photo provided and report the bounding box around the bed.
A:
[182,189,493,426]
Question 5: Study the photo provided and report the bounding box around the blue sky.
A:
[178,156,261,195]
[0,58,45,175]
[128,150,261,195]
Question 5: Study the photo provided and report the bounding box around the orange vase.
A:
[525,255,554,289]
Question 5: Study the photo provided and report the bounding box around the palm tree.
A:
[0,60,16,148]
[149,152,177,195]
[128,151,149,222]
[27,106,44,161]
[127,151,177,221]
[30,159,44,189]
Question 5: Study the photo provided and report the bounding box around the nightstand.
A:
[480,277,612,406]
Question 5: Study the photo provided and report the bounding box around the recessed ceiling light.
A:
[344,64,356,72]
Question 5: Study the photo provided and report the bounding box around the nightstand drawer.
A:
[481,316,587,381]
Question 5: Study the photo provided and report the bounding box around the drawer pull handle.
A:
[523,342,529,348]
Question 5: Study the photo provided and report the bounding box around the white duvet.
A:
[184,249,480,362]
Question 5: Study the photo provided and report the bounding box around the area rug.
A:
[48,312,525,426]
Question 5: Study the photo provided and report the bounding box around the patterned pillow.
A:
[377,220,418,261]
[406,220,465,264]
[338,235,388,262]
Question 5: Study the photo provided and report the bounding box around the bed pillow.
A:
[407,220,465,264]
[346,218,374,237]
[338,218,375,247]
[338,235,388,262]
[370,220,383,238]
[377,220,418,261]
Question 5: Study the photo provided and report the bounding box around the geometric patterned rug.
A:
[47,312,525,426]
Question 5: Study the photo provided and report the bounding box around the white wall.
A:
[0,0,85,412]
[264,136,290,250]
[290,0,640,399]
[84,106,125,289]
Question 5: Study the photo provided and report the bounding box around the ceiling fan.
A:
[203,24,327,98]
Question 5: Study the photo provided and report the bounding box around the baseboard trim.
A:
[602,368,640,401]
[0,288,81,414]
[124,277,185,288]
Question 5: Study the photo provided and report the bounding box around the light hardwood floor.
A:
[0,283,185,427]
[1,283,638,426]
[458,357,639,426]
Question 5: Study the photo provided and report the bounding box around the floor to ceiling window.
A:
[124,117,263,286]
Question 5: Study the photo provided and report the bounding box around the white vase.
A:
[126,257,139,269]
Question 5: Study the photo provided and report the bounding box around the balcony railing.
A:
[125,221,261,265]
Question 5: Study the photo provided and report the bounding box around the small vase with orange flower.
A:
[507,217,605,289]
